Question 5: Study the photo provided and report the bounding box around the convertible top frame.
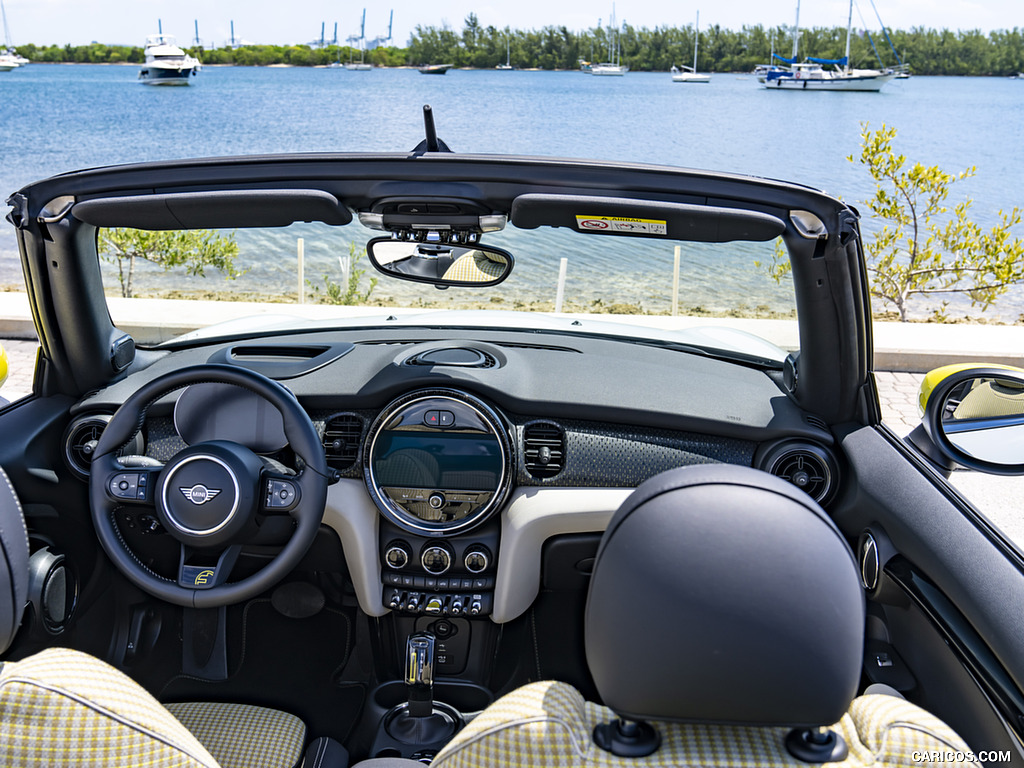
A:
[6,152,873,425]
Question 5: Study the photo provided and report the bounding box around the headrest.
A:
[585,464,864,728]
[0,467,30,655]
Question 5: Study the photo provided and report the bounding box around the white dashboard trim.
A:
[323,481,633,621]
[493,487,632,623]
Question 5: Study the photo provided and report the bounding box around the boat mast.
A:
[843,0,853,73]
[791,0,800,62]
[693,11,699,72]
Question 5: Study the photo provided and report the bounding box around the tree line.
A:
[12,19,1024,76]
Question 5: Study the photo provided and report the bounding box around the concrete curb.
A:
[3,291,1023,373]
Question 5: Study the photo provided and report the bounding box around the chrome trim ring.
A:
[160,454,240,536]
[364,388,514,536]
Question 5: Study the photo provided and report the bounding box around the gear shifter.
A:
[383,631,461,748]
[405,632,436,718]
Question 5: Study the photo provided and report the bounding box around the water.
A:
[1,64,1022,318]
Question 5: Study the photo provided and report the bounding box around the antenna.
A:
[412,105,452,154]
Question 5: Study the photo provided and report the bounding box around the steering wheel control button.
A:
[109,473,140,500]
[384,542,411,569]
[421,545,452,575]
[264,479,299,511]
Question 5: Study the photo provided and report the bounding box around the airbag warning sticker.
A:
[575,215,668,235]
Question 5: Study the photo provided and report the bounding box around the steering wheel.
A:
[89,364,329,608]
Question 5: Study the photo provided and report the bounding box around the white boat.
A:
[496,37,513,70]
[138,34,201,86]
[1,0,25,69]
[672,11,710,83]
[762,0,894,92]
[344,10,373,71]
[592,5,629,76]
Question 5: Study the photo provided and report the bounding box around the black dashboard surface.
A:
[74,327,827,444]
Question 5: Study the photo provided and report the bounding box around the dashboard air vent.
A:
[64,416,111,480]
[523,422,566,479]
[804,414,828,432]
[323,414,364,470]
[759,441,838,506]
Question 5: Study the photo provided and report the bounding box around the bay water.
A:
[1,64,1021,319]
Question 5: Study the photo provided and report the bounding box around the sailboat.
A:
[344,10,372,70]
[1,0,27,69]
[592,5,628,76]
[496,35,513,70]
[763,0,896,91]
[671,11,710,83]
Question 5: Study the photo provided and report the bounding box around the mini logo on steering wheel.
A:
[180,484,221,505]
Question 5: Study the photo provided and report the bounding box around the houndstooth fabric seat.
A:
[420,680,972,768]
[0,466,333,768]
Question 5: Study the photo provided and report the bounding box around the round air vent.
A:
[758,441,838,506]
[62,414,143,481]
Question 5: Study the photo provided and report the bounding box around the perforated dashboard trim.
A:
[511,417,756,487]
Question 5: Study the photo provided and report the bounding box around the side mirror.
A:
[366,238,514,288]
[920,366,1024,475]
[0,342,7,392]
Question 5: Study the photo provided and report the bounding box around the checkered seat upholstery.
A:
[424,682,972,768]
[397,465,974,768]
[0,467,324,768]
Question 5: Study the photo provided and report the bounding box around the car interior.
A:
[2,114,1023,767]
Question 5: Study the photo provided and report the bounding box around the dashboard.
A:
[65,327,840,625]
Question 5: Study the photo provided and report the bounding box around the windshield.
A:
[98,221,797,360]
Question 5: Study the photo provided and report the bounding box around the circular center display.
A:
[364,390,512,535]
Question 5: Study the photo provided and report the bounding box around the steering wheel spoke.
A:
[177,544,243,590]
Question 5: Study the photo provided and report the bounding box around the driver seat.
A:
[0,467,346,768]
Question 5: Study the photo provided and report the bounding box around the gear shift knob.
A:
[405,632,436,717]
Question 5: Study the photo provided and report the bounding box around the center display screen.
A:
[364,390,513,534]
[372,432,502,491]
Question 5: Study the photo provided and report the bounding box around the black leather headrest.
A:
[585,464,864,728]
[0,467,29,655]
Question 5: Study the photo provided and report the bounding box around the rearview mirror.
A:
[366,238,514,288]
[921,367,1024,474]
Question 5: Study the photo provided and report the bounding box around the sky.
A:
[0,0,1012,49]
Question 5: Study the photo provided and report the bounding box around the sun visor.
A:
[510,194,785,243]
[72,189,352,230]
